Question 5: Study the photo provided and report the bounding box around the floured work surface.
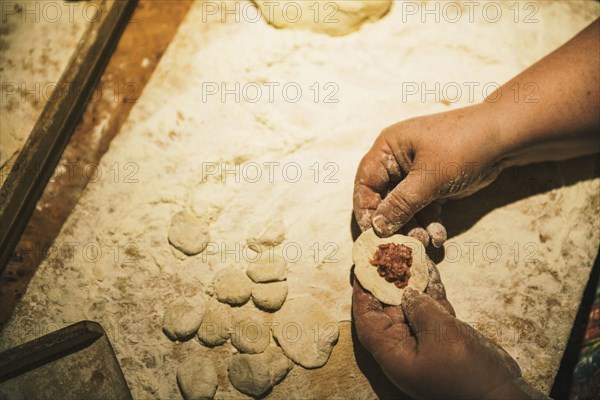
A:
[0,1,94,180]
[1,1,599,398]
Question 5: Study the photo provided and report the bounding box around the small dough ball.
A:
[177,355,218,400]
[231,311,270,354]
[228,346,293,398]
[246,218,285,252]
[198,299,232,346]
[252,282,288,311]
[163,300,205,341]
[352,229,429,306]
[213,267,253,305]
[168,211,211,256]
[254,0,392,37]
[272,297,339,368]
[246,255,287,283]
[426,222,447,248]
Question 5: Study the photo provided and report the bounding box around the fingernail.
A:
[372,215,389,236]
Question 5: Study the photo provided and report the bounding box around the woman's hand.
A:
[354,20,599,241]
[352,261,546,399]
[353,103,507,240]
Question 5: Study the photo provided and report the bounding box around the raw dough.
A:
[162,300,204,341]
[246,218,285,253]
[212,267,253,305]
[168,210,211,255]
[177,355,218,400]
[197,299,232,346]
[272,297,339,368]
[253,0,392,37]
[252,282,288,311]
[246,255,287,283]
[352,229,429,306]
[231,311,270,354]
[426,222,447,248]
[228,346,294,397]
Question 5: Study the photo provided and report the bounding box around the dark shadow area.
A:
[350,213,362,242]
[551,249,600,399]
[425,245,445,264]
[443,155,599,239]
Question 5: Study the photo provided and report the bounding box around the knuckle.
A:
[384,191,415,222]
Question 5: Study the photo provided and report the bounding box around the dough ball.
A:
[228,346,293,398]
[213,267,253,305]
[231,311,270,354]
[177,355,218,400]
[162,300,205,341]
[246,218,285,253]
[197,299,232,346]
[246,255,287,283]
[253,0,392,37]
[352,229,429,306]
[252,282,288,311]
[426,222,447,248]
[168,210,211,256]
[272,297,339,368]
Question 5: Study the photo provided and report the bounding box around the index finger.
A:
[353,149,402,232]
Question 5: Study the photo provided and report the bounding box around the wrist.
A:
[467,101,516,171]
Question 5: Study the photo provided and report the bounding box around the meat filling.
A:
[369,243,413,289]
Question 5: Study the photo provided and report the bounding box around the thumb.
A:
[401,287,454,342]
[372,169,437,237]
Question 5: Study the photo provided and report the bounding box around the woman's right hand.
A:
[353,103,509,239]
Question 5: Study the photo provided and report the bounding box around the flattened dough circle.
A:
[352,229,429,305]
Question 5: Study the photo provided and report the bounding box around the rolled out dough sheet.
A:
[1,1,599,398]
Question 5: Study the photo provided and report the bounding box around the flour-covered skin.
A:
[354,21,600,240]
[352,263,549,400]
[353,19,599,400]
